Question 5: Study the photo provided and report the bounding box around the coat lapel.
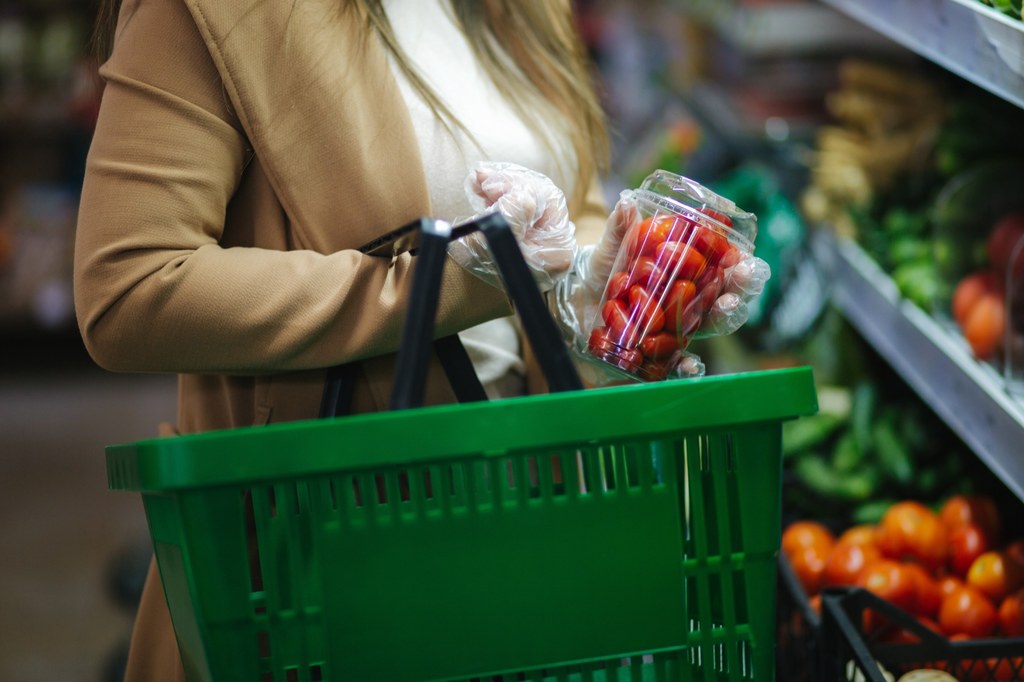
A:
[183,0,431,253]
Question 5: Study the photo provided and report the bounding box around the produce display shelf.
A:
[813,231,1024,503]
[679,0,891,54]
[820,0,1024,110]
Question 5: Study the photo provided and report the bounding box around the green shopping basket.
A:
[106,217,818,681]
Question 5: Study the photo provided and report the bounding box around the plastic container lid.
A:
[634,170,758,252]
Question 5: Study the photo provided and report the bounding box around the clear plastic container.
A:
[585,171,758,381]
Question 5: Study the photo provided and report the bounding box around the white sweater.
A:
[382,0,574,396]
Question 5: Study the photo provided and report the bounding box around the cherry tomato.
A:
[663,280,700,336]
[939,575,965,598]
[587,327,613,353]
[998,587,1024,637]
[700,207,733,228]
[627,215,686,259]
[687,224,732,264]
[877,501,939,563]
[627,285,665,334]
[904,512,948,572]
[837,525,879,549]
[939,585,997,638]
[601,299,638,348]
[949,522,992,578]
[630,256,668,291]
[904,562,943,619]
[656,240,708,282]
[859,559,918,615]
[1006,539,1024,571]
[940,494,1002,544]
[790,545,829,596]
[782,520,835,561]
[639,331,679,360]
[967,551,1024,603]
[606,271,632,302]
[718,244,743,269]
[824,540,881,588]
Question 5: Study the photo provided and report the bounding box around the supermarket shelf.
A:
[820,0,1024,110]
[814,231,1024,503]
[679,0,892,54]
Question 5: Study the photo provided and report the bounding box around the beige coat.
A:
[74,0,608,678]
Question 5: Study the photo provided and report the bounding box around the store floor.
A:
[0,333,178,682]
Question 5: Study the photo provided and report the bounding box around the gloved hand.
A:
[448,162,577,292]
[553,190,771,381]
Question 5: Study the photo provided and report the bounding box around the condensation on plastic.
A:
[447,162,577,293]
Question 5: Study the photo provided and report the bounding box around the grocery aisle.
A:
[0,333,176,682]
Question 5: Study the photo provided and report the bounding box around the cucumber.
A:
[872,413,914,485]
[783,413,846,459]
[794,456,879,502]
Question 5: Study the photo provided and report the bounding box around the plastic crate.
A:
[106,367,817,682]
[776,553,823,682]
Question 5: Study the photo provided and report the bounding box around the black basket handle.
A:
[320,213,583,417]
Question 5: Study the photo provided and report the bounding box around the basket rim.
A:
[106,366,817,493]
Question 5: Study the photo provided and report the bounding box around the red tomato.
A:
[687,224,732,264]
[939,585,997,638]
[606,271,632,302]
[627,215,686,259]
[630,256,668,291]
[939,575,965,598]
[905,513,949,572]
[601,299,638,348]
[951,272,1001,328]
[987,211,1024,280]
[587,327,613,354]
[877,501,938,562]
[627,285,665,334]
[967,551,1024,603]
[639,332,679,360]
[699,207,733,228]
[904,562,943,619]
[720,244,743,268]
[998,588,1024,637]
[1006,539,1024,571]
[782,520,835,560]
[993,657,1024,682]
[655,241,708,282]
[837,525,879,549]
[941,494,1001,542]
[949,522,992,578]
[663,280,699,336]
[790,545,829,597]
[824,541,881,588]
[859,559,918,615]
[963,291,1006,360]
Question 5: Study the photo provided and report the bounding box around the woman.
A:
[77,0,616,677]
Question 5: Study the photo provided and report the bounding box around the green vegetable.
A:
[782,413,846,459]
[795,456,879,501]
[832,431,862,473]
[850,381,877,456]
[892,260,941,311]
[872,413,914,485]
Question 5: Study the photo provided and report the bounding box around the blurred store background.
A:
[3,0,1024,680]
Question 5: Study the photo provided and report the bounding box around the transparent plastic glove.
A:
[702,253,771,336]
[447,161,577,292]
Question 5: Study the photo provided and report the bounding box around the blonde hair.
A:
[94,0,608,207]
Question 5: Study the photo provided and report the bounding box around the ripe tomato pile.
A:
[587,208,744,380]
[783,495,1024,649]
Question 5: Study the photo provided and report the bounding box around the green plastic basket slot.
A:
[107,367,818,682]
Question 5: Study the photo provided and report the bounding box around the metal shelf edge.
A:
[815,231,1024,503]
[820,0,1024,110]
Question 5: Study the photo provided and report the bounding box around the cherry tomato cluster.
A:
[586,208,743,380]
[782,495,1024,679]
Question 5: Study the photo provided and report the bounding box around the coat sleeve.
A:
[74,0,510,375]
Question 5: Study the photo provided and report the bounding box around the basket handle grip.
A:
[321,214,583,416]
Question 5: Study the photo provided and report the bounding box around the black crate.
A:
[820,588,1024,682]
[779,552,1024,681]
